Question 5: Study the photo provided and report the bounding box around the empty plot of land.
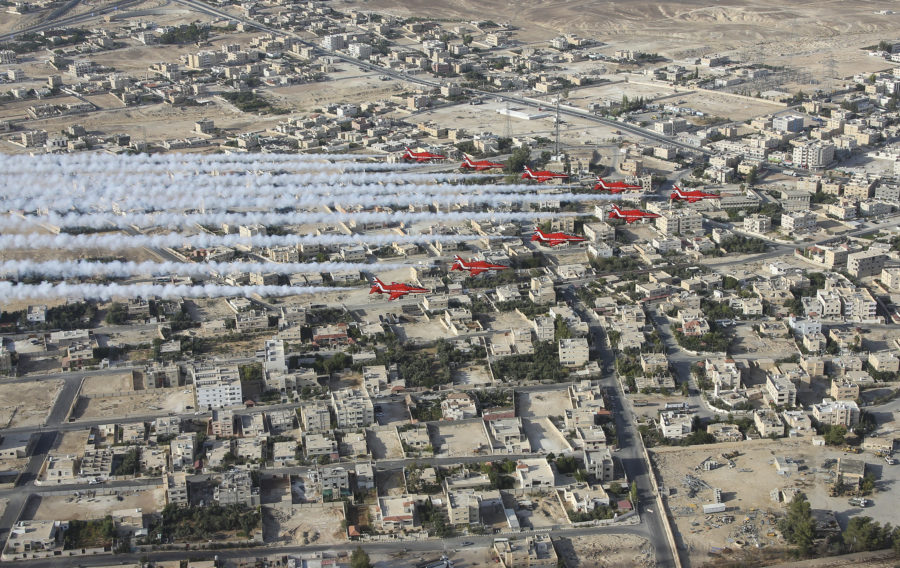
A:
[28,488,166,521]
[0,379,63,428]
[555,533,654,568]
[517,493,569,529]
[366,428,403,460]
[649,438,858,566]
[452,364,492,387]
[51,430,91,456]
[522,418,571,454]
[73,387,192,420]
[375,469,407,497]
[430,420,491,457]
[80,372,136,396]
[264,503,346,545]
[517,389,572,418]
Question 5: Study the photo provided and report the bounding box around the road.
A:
[561,286,678,567]
[0,0,141,41]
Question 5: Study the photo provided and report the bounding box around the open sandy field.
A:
[452,363,492,387]
[649,437,890,566]
[523,417,571,453]
[79,371,136,397]
[0,379,63,428]
[555,533,654,568]
[517,492,569,529]
[264,503,346,545]
[51,430,91,456]
[366,427,404,460]
[430,420,491,457]
[73,386,192,420]
[517,389,572,419]
[28,488,166,521]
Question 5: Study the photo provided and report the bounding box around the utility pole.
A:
[555,95,561,160]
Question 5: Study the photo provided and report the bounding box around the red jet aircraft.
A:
[369,277,430,301]
[450,255,509,277]
[594,177,644,193]
[670,186,721,203]
[522,165,569,183]
[401,147,446,162]
[531,228,587,247]
[460,155,505,171]
[608,204,661,224]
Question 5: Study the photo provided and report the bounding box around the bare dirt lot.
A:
[264,503,346,546]
[366,427,404,460]
[522,417,571,453]
[79,372,136,396]
[51,430,91,456]
[516,492,569,529]
[452,363,492,387]
[649,437,889,567]
[0,379,63,428]
[555,533,654,568]
[73,387,192,420]
[430,420,491,457]
[28,488,166,521]
[517,389,572,419]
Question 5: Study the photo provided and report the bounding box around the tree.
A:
[823,425,847,446]
[630,481,639,504]
[505,146,532,174]
[778,493,816,556]
[350,547,372,568]
[843,516,892,552]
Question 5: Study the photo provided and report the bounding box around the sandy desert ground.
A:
[0,380,63,428]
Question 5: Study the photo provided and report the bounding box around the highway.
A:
[0,0,142,41]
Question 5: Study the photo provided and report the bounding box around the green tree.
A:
[823,425,847,446]
[843,516,892,552]
[505,146,532,174]
[105,303,127,325]
[778,493,816,556]
[350,547,372,568]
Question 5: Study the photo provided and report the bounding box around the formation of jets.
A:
[369,278,430,301]
[670,186,721,203]
[451,255,509,276]
[608,204,661,224]
[401,147,446,162]
[531,227,587,247]
[594,177,644,193]
[522,165,569,183]
[460,155,506,171]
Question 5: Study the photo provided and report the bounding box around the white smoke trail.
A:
[16,207,585,230]
[0,231,518,250]
[0,281,356,300]
[0,260,415,279]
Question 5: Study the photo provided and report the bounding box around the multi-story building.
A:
[830,381,860,400]
[214,469,259,506]
[192,365,242,410]
[169,433,195,469]
[441,392,478,421]
[812,398,860,427]
[766,374,797,407]
[262,339,287,373]
[211,409,234,437]
[656,209,703,236]
[330,387,374,428]
[754,409,785,437]
[868,351,899,372]
[744,214,771,233]
[300,401,331,432]
[166,471,189,505]
[558,338,589,367]
[659,412,692,440]
[847,250,886,278]
[792,140,834,170]
[782,211,818,233]
[585,448,615,481]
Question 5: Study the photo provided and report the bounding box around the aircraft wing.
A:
[468,268,485,276]
[388,291,407,301]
